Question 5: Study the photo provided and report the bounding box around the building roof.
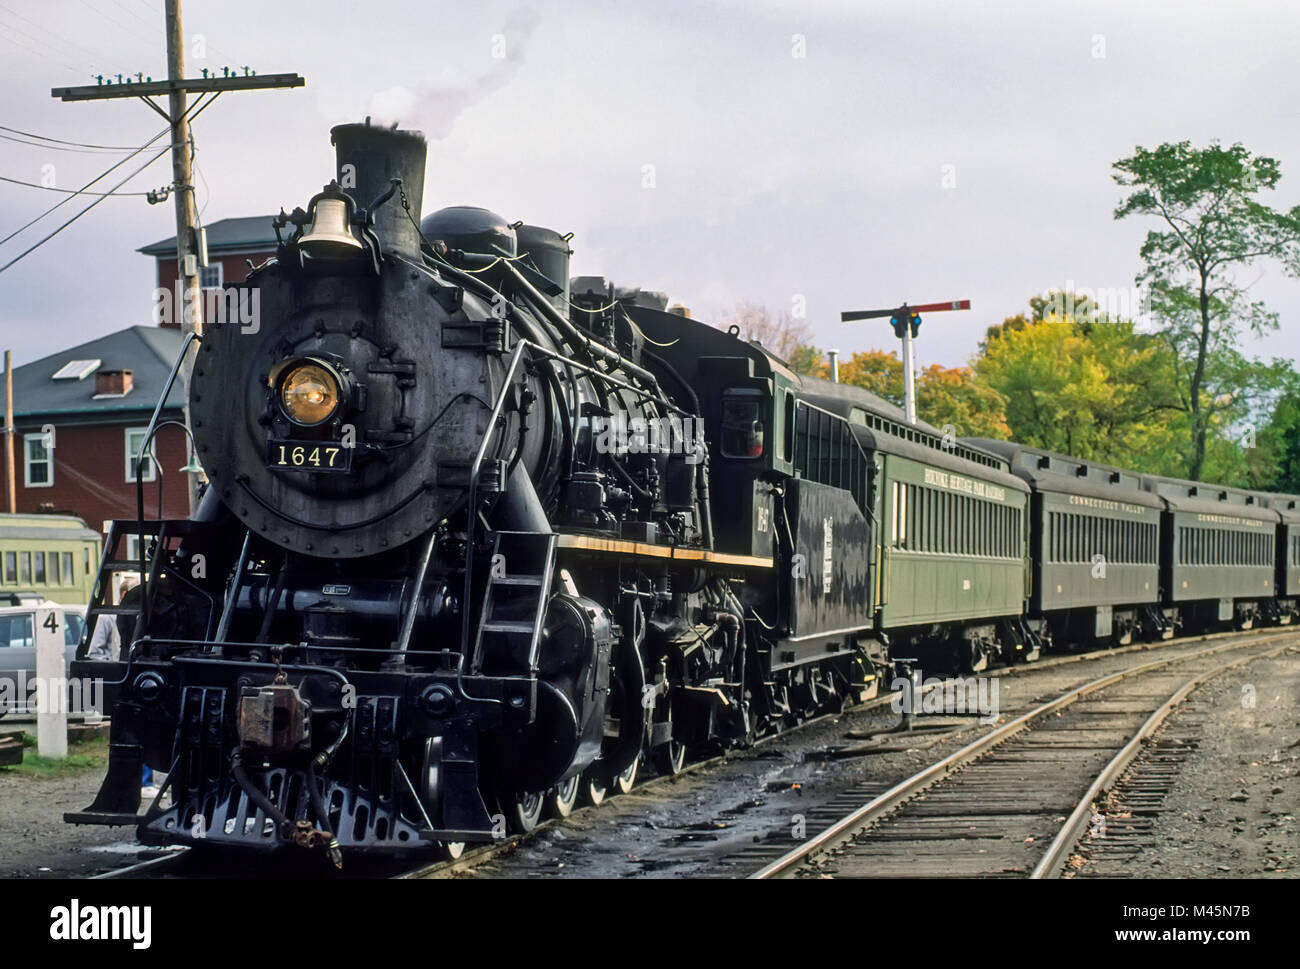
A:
[138,214,279,257]
[0,325,186,423]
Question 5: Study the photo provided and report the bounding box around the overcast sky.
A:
[2,0,1299,377]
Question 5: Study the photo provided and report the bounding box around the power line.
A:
[0,18,90,75]
[134,0,240,68]
[0,124,145,151]
[0,3,109,72]
[107,0,156,30]
[0,131,143,153]
[0,173,152,196]
[74,0,158,61]
[0,126,170,249]
[0,146,168,276]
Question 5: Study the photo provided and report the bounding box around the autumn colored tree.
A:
[834,348,1009,438]
[836,349,904,407]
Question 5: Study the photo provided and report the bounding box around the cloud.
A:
[367,7,542,139]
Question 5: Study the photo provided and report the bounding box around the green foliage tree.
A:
[974,309,1186,469]
[916,363,1010,440]
[1113,141,1300,479]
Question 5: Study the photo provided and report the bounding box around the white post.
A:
[827,349,839,383]
[901,326,917,424]
[35,606,67,759]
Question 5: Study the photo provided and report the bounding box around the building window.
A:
[23,432,52,487]
[125,427,156,483]
[199,263,223,290]
[33,552,45,584]
[2,552,14,584]
[19,552,31,584]
[60,552,73,586]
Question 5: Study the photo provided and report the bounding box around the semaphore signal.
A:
[841,299,972,425]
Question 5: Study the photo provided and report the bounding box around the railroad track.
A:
[748,628,1299,879]
[94,626,1287,879]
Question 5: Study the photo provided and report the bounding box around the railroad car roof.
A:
[628,307,1022,490]
[963,438,1164,508]
[1141,474,1279,522]
[796,377,1027,492]
[0,513,100,542]
[1253,492,1300,525]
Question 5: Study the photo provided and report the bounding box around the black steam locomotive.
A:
[69,123,877,860]
[69,122,1300,863]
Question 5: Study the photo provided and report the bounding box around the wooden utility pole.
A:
[4,350,14,514]
[164,0,202,513]
[51,0,303,513]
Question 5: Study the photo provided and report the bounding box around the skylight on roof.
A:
[51,359,100,381]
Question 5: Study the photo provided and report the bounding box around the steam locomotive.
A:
[67,122,1300,863]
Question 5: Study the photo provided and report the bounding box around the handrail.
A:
[460,340,532,655]
[133,329,201,630]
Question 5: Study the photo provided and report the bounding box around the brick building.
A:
[0,216,279,544]
[139,215,278,327]
[0,326,190,541]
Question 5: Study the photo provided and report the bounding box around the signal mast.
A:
[840,299,972,424]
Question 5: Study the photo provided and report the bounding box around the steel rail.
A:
[749,627,1300,879]
[1030,638,1297,878]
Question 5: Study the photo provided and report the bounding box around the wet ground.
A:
[2,631,1296,879]
[445,632,1300,878]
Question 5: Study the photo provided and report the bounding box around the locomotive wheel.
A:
[507,790,545,834]
[420,738,465,859]
[546,774,581,819]
[612,757,639,796]
[652,739,687,776]
[581,770,607,806]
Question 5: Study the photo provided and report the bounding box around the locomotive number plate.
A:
[266,440,352,473]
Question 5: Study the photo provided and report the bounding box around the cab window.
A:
[720,391,765,459]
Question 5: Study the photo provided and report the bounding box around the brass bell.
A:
[300,191,362,252]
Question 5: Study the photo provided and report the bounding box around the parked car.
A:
[0,601,88,718]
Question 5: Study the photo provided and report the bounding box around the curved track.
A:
[750,629,1297,878]
[94,628,1293,879]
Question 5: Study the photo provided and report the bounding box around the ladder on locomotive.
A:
[470,530,557,675]
[78,519,220,657]
[78,520,158,657]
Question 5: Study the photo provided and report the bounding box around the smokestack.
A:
[827,349,839,383]
[330,122,427,261]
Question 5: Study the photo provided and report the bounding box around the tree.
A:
[835,348,1009,437]
[837,349,904,407]
[1113,141,1300,479]
[974,308,1184,468]
[715,302,817,370]
[916,364,1010,440]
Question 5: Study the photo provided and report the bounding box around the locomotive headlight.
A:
[278,361,341,426]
